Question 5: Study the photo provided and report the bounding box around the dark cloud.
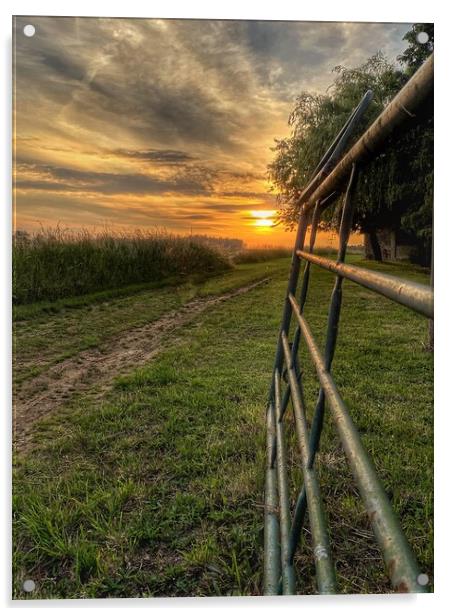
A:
[40,51,86,82]
[115,149,196,164]
[199,203,252,213]
[217,170,266,181]
[14,17,411,150]
[16,162,213,196]
[16,191,229,231]
[219,190,271,199]
[16,180,75,192]
[174,213,213,221]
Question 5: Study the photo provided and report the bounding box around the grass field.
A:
[12,254,433,598]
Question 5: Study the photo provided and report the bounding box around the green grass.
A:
[13,228,231,304]
[13,275,189,322]
[12,255,433,597]
[13,259,285,386]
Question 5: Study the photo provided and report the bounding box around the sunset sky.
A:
[13,17,411,246]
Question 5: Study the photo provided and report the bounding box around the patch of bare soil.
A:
[13,278,270,451]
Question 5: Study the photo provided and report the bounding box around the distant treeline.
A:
[13,228,232,304]
[188,234,244,254]
[234,247,291,263]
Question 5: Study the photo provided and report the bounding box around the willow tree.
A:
[268,32,433,264]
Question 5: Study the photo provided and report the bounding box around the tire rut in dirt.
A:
[13,277,270,451]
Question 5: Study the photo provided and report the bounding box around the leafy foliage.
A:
[397,23,434,75]
[268,27,433,262]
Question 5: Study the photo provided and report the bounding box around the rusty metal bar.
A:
[281,333,336,594]
[274,372,296,594]
[264,402,280,595]
[301,54,433,215]
[296,251,433,318]
[288,293,427,593]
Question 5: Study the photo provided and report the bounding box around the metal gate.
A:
[264,55,433,595]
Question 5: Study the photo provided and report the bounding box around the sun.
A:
[250,210,276,228]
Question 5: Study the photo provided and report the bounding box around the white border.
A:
[2,2,451,614]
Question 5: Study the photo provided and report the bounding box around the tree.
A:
[397,23,434,75]
[268,28,433,264]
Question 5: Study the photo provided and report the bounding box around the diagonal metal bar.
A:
[279,192,338,424]
[288,165,357,563]
[279,199,322,422]
[297,90,373,208]
[310,92,372,180]
[270,215,309,391]
[264,401,280,594]
[295,251,433,318]
[311,164,357,449]
[288,293,427,593]
[297,202,322,318]
[281,333,336,594]
[274,371,296,594]
[269,87,375,398]
[268,213,309,474]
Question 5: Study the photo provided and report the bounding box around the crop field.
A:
[12,228,234,305]
[12,251,433,598]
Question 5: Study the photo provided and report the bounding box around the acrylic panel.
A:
[12,16,433,599]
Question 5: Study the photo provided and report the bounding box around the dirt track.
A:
[13,278,270,451]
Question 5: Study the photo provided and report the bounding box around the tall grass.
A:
[13,228,232,304]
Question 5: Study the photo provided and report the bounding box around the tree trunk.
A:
[366,229,383,261]
[390,230,397,260]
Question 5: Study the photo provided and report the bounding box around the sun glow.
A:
[255,219,274,227]
[250,210,276,228]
